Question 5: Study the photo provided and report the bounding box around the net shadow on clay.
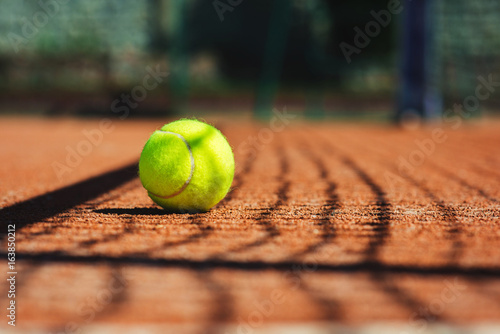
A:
[218,144,288,255]
[426,160,498,204]
[286,139,343,323]
[75,217,139,250]
[339,155,391,263]
[298,279,344,322]
[0,162,138,239]
[365,133,498,204]
[321,138,435,322]
[399,172,464,265]
[8,252,500,277]
[220,149,256,205]
[47,265,129,331]
[291,140,339,258]
[195,269,235,334]
[126,215,214,258]
[336,132,466,267]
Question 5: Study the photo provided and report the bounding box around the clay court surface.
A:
[1,115,500,333]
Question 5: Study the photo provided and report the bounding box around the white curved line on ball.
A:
[148,131,194,199]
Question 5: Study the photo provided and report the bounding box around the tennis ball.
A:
[139,119,234,213]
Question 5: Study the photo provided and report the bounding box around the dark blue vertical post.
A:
[397,0,441,121]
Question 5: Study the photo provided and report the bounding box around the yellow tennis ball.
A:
[139,119,235,213]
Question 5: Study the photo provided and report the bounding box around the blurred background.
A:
[1,0,500,121]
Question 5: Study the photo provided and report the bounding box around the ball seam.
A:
[147,131,195,199]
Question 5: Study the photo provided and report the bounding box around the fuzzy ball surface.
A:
[139,119,235,212]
